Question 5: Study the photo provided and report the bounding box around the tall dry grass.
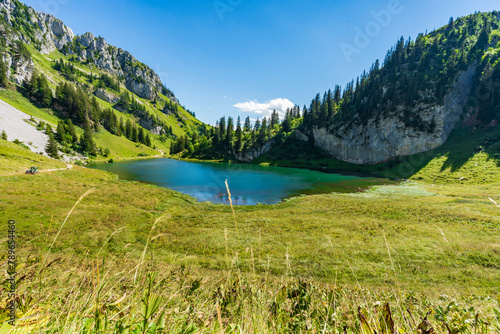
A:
[1,187,499,334]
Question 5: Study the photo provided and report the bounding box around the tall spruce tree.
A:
[66,119,78,143]
[81,119,96,155]
[244,116,251,132]
[56,121,66,143]
[45,132,59,159]
[225,116,234,150]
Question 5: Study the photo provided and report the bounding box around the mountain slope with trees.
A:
[0,0,204,160]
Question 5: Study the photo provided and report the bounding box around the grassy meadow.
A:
[0,138,500,333]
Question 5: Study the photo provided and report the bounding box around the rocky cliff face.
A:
[234,140,276,162]
[67,32,174,101]
[233,66,476,165]
[4,51,32,85]
[300,66,476,165]
[0,0,75,84]
[0,0,74,53]
[0,0,176,102]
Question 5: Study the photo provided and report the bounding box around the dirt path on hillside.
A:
[1,165,74,177]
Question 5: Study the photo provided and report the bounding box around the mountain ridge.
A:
[0,0,176,102]
[0,0,204,161]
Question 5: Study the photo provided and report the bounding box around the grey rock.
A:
[235,140,275,162]
[4,53,34,85]
[94,88,119,104]
[139,118,163,135]
[303,66,476,165]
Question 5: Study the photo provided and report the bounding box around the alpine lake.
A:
[89,158,391,205]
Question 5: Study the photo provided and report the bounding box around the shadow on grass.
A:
[437,127,500,173]
[251,126,500,182]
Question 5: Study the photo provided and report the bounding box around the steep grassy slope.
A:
[0,138,65,172]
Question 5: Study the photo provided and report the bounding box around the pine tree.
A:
[235,122,243,153]
[45,132,59,159]
[187,143,194,154]
[66,119,78,143]
[225,117,234,150]
[1,130,7,140]
[266,118,272,139]
[90,96,101,122]
[244,116,252,132]
[132,125,138,142]
[254,119,261,131]
[327,89,335,120]
[170,141,176,155]
[213,125,221,146]
[178,136,187,152]
[37,74,53,107]
[45,123,54,135]
[113,113,120,135]
[56,121,66,143]
[27,71,39,97]
[125,119,133,140]
[81,119,96,155]
[138,127,145,144]
[120,91,131,109]
[334,86,342,104]
[219,117,226,137]
[447,17,454,30]
[271,110,279,127]
[258,118,267,144]
[319,93,328,124]
[282,111,292,133]
[120,117,126,135]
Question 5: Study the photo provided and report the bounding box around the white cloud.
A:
[233,98,295,118]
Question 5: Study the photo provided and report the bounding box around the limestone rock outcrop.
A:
[303,66,476,165]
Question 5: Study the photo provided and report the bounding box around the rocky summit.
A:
[0,0,176,102]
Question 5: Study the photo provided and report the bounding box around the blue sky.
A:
[23,0,499,124]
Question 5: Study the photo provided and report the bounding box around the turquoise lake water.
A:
[89,159,381,205]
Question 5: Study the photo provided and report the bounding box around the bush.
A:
[13,139,30,150]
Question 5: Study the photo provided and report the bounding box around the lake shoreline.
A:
[90,152,401,183]
[173,156,396,180]
[88,158,397,206]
